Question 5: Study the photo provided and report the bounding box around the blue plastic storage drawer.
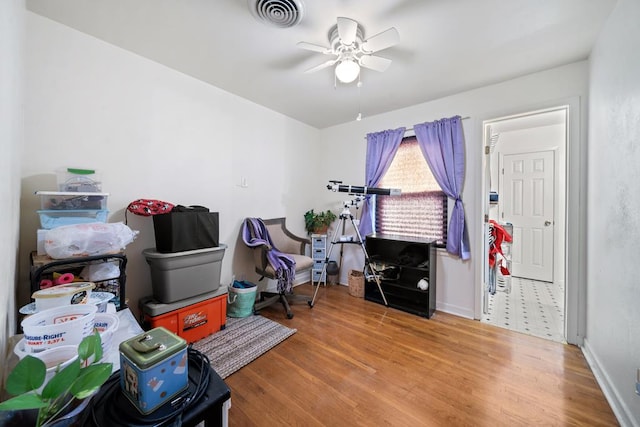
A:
[37,209,109,229]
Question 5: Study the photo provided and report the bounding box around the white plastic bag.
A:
[80,261,121,281]
[44,222,139,259]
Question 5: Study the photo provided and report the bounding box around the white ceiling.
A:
[26,0,617,129]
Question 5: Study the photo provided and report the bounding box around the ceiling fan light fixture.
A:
[298,17,399,87]
[335,59,360,83]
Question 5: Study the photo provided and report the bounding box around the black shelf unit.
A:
[29,252,127,311]
[364,233,437,318]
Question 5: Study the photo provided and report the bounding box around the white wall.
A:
[319,62,588,320]
[22,13,321,319]
[584,0,640,424]
[0,0,24,385]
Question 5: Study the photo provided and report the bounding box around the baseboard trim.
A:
[436,302,474,319]
[294,271,310,285]
[582,338,636,427]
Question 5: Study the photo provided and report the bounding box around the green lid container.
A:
[119,327,186,369]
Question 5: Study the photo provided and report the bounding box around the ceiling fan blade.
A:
[297,41,331,54]
[361,27,400,53]
[304,59,338,73]
[359,55,392,72]
[337,17,358,45]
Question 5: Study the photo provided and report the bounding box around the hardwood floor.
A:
[224,284,618,426]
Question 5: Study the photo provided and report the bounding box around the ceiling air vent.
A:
[248,0,304,28]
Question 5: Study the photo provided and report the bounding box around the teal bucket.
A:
[227,280,257,318]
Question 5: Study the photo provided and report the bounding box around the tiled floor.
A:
[481,276,565,343]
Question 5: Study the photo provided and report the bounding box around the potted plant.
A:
[304,209,337,234]
[0,332,112,427]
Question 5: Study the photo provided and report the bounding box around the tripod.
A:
[308,201,388,308]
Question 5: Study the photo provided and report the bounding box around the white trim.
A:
[294,271,310,286]
[582,339,635,426]
[435,303,474,319]
[564,96,586,346]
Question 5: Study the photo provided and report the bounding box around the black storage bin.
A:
[153,206,219,253]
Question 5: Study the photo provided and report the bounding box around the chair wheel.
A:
[307,301,314,308]
[286,312,294,319]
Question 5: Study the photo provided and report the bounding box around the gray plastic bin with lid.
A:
[143,244,226,304]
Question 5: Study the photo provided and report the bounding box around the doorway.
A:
[481,107,567,343]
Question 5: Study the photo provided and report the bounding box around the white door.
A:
[500,150,554,282]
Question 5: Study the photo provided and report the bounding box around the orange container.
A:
[142,293,226,343]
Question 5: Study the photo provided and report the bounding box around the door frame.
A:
[475,97,585,346]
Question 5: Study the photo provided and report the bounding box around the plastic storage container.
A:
[93,312,120,353]
[36,191,109,210]
[142,245,226,304]
[119,327,188,415]
[37,209,109,229]
[21,304,98,353]
[140,287,227,343]
[32,281,95,311]
[57,168,102,192]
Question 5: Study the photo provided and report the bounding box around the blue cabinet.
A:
[310,234,326,286]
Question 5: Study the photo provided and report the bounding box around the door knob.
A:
[544,220,552,226]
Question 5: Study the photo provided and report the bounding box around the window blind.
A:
[376,137,448,243]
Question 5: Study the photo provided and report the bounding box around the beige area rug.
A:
[192,315,296,379]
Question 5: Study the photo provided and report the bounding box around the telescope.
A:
[327,180,400,196]
[309,180,394,309]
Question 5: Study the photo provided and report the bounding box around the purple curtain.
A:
[358,127,405,238]
[414,116,470,260]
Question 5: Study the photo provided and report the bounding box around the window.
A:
[375,136,448,243]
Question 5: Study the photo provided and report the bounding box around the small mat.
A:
[192,315,296,379]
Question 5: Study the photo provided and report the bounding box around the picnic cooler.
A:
[152,206,219,253]
[142,245,226,303]
[119,327,188,415]
[140,287,228,343]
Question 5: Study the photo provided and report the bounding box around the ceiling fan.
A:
[297,17,400,84]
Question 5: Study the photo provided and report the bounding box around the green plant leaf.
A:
[0,393,47,411]
[70,363,112,399]
[77,333,97,361]
[5,355,46,395]
[41,358,81,400]
[93,332,103,362]
[305,208,336,232]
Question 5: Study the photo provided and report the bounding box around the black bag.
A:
[153,205,219,253]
